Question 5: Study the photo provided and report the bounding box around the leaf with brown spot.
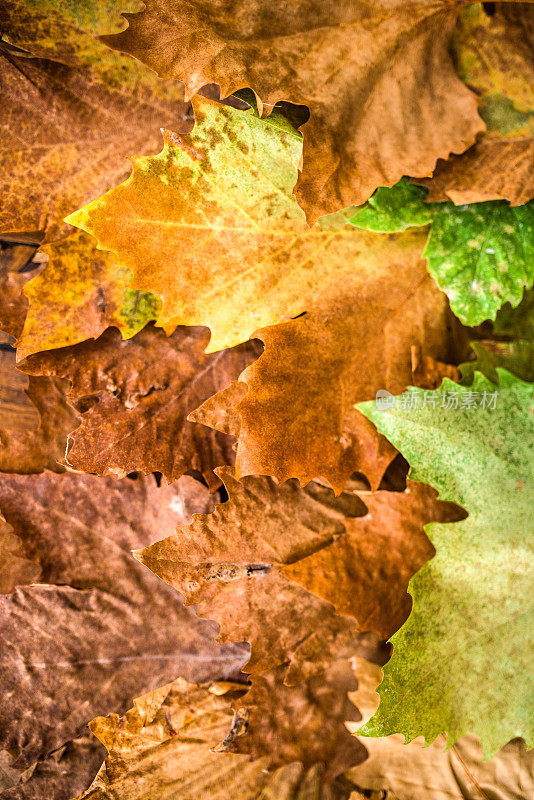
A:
[101,0,484,222]
[0,470,247,770]
[135,467,454,683]
[412,4,534,206]
[282,481,464,640]
[18,231,161,360]
[22,324,262,489]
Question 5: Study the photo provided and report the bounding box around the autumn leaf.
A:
[0,25,191,240]
[17,231,160,360]
[0,471,247,772]
[412,4,534,207]
[135,466,458,682]
[348,734,534,800]
[74,660,375,800]
[351,179,534,324]
[357,371,534,756]
[0,514,39,594]
[22,324,262,489]
[101,0,484,221]
[283,480,464,640]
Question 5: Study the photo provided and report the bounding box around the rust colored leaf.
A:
[413,4,534,206]
[0,471,247,770]
[22,324,262,489]
[75,666,372,800]
[18,231,161,360]
[283,481,464,640]
[135,467,453,682]
[235,233,460,493]
[103,0,484,221]
[0,46,191,241]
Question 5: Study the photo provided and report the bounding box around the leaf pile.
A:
[1,2,533,799]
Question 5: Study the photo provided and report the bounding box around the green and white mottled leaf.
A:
[351,180,534,325]
[356,370,534,757]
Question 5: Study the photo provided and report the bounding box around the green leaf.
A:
[357,371,534,757]
[351,180,534,325]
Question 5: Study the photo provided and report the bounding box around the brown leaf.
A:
[75,672,365,800]
[0,375,78,474]
[0,49,191,240]
[135,467,454,682]
[0,345,39,432]
[283,481,464,640]
[412,4,534,206]
[0,471,247,769]
[103,0,483,221]
[235,233,459,493]
[136,467,366,681]
[22,324,262,489]
[0,735,105,800]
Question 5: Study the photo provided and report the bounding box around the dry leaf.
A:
[283,481,464,639]
[413,4,534,206]
[75,669,369,800]
[0,514,39,594]
[18,231,160,360]
[135,467,456,681]
[0,471,247,769]
[103,0,484,221]
[235,232,460,493]
[22,324,262,489]
[0,48,190,240]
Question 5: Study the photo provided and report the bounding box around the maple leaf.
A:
[135,466,459,681]
[0,18,191,240]
[22,324,262,489]
[357,371,534,756]
[0,471,246,771]
[101,0,484,222]
[17,231,160,360]
[351,179,534,325]
[412,4,534,207]
[74,659,376,800]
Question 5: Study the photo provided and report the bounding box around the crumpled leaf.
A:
[349,734,534,800]
[17,231,160,360]
[22,324,262,489]
[283,480,464,640]
[412,4,534,207]
[136,466,457,682]
[351,179,534,324]
[102,0,484,222]
[75,663,372,800]
[357,370,534,756]
[0,24,191,240]
[0,471,247,770]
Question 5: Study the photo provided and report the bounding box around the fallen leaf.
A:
[412,4,534,207]
[74,669,367,800]
[351,179,534,324]
[136,466,456,682]
[234,231,459,493]
[102,0,484,221]
[0,514,39,594]
[0,31,191,240]
[17,231,160,359]
[0,471,247,768]
[22,324,262,489]
[357,370,534,756]
[283,481,464,639]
